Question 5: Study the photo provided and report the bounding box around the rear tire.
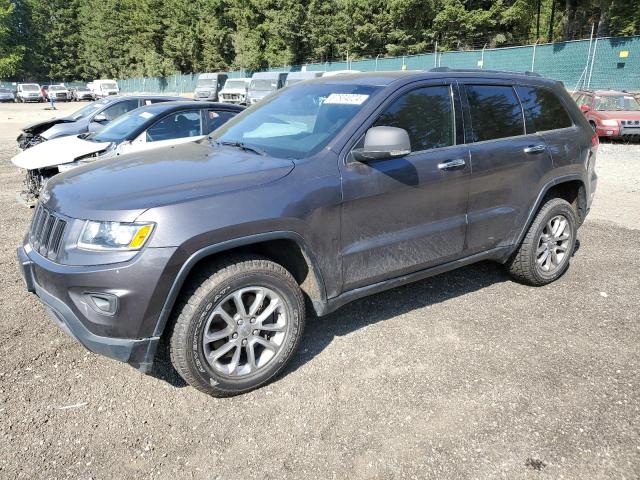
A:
[169,255,305,397]
[507,198,577,286]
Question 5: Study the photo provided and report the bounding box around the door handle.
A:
[437,158,466,170]
[523,144,546,154]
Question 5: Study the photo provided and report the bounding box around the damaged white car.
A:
[12,101,243,205]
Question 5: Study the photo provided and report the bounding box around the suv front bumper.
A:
[17,243,177,373]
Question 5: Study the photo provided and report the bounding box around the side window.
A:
[516,86,573,132]
[465,85,524,142]
[373,85,454,151]
[146,111,203,142]
[206,110,237,134]
[99,99,140,122]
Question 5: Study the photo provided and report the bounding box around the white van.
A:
[16,83,43,103]
[88,79,119,98]
[218,78,251,105]
[246,72,288,105]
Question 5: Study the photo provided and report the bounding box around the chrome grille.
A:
[621,120,640,126]
[29,204,67,259]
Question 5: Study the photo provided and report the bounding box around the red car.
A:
[573,89,640,139]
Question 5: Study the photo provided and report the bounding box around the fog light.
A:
[84,292,118,315]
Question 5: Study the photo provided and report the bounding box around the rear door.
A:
[462,82,554,254]
[339,81,470,290]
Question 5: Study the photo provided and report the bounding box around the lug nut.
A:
[237,319,244,325]
[241,339,248,346]
[232,333,238,339]
[250,317,256,323]
[252,329,259,335]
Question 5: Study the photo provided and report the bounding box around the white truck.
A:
[88,79,119,98]
[218,78,251,105]
[16,83,43,103]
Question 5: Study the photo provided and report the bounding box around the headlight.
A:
[600,119,618,127]
[78,221,154,251]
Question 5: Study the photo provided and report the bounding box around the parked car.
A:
[16,95,184,150]
[285,71,323,86]
[45,84,71,101]
[247,72,288,104]
[16,83,43,103]
[17,69,597,397]
[218,78,250,105]
[88,79,119,98]
[0,87,15,102]
[573,89,640,139]
[193,72,228,101]
[12,101,243,202]
[70,86,95,101]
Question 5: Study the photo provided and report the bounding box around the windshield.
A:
[197,78,217,87]
[223,80,247,90]
[22,84,39,91]
[594,95,640,111]
[212,83,380,159]
[0,88,11,93]
[90,109,155,143]
[250,79,278,91]
[50,85,65,91]
[101,82,117,90]
[69,98,112,120]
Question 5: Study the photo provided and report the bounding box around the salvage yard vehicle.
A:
[573,89,640,139]
[45,84,71,101]
[88,79,119,98]
[16,83,43,103]
[218,78,250,105]
[16,95,183,150]
[70,86,94,101]
[12,101,243,202]
[246,72,287,104]
[193,72,228,101]
[284,71,323,86]
[0,87,15,102]
[18,70,597,397]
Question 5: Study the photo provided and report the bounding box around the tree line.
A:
[1,0,638,81]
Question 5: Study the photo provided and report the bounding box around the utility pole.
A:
[536,0,541,40]
[548,0,556,43]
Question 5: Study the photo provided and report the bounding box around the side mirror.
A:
[93,113,108,123]
[580,104,591,113]
[352,126,411,162]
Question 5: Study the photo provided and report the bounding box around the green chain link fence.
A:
[3,35,638,93]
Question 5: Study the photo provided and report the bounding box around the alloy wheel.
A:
[536,214,572,273]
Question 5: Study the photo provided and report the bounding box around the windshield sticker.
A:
[139,112,155,119]
[324,93,369,105]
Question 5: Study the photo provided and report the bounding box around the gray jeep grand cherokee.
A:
[18,70,598,397]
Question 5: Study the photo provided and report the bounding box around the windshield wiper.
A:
[214,140,266,156]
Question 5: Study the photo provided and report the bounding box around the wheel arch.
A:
[510,175,586,256]
[152,231,327,338]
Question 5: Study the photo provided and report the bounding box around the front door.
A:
[339,83,470,291]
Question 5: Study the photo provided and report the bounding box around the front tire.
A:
[507,198,577,286]
[169,255,305,397]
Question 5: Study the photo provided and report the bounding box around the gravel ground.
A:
[0,102,639,479]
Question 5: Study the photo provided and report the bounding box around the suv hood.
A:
[11,134,110,170]
[596,111,640,120]
[41,119,87,140]
[44,140,295,222]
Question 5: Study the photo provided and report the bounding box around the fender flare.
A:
[151,231,327,337]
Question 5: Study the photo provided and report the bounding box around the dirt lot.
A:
[0,101,639,480]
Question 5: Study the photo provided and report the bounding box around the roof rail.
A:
[429,67,541,77]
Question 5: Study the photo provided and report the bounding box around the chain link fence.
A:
[3,35,638,94]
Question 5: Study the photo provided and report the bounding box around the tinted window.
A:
[99,99,140,122]
[465,85,524,142]
[373,85,454,151]
[146,111,202,142]
[207,110,237,133]
[516,86,573,132]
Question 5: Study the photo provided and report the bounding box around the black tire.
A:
[507,198,577,286]
[169,255,305,397]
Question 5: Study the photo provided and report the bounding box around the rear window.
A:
[465,85,524,142]
[516,86,573,132]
